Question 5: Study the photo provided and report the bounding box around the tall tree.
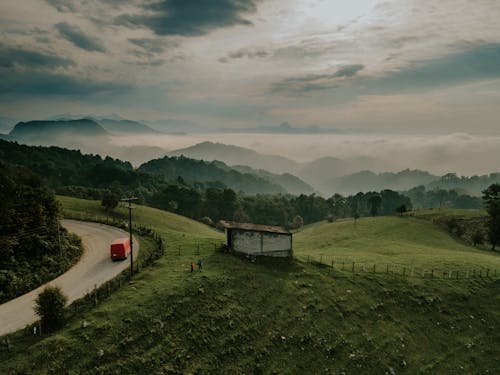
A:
[482,183,500,251]
[367,193,382,216]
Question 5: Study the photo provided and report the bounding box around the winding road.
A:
[0,220,139,336]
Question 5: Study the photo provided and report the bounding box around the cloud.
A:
[0,70,130,96]
[55,22,106,52]
[272,64,364,94]
[219,46,269,63]
[370,43,500,92]
[0,43,74,69]
[45,0,77,13]
[128,38,178,54]
[115,0,260,36]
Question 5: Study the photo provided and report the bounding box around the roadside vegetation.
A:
[1,197,499,374]
[0,162,82,304]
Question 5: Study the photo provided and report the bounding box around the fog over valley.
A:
[109,131,500,176]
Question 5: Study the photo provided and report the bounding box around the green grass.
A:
[1,199,499,374]
[294,215,500,275]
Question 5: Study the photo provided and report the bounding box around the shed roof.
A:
[220,220,290,235]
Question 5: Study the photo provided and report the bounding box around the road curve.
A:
[0,220,139,336]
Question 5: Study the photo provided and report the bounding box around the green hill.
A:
[294,214,500,274]
[138,155,287,195]
[1,200,499,374]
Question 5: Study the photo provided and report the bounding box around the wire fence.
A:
[303,254,499,281]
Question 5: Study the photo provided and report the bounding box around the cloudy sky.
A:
[1,0,500,133]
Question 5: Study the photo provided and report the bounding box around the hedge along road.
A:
[0,219,139,336]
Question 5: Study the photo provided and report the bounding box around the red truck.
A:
[110,237,131,261]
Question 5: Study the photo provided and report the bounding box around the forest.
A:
[0,140,483,230]
[0,161,81,303]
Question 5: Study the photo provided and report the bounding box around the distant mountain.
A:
[295,156,383,195]
[8,119,109,146]
[0,116,16,133]
[427,172,500,195]
[167,141,299,174]
[96,119,160,135]
[231,165,316,195]
[139,156,288,195]
[331,169,438,195]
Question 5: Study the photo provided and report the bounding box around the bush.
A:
[35,286,68,332]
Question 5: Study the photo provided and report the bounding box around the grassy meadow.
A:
[0,197,499,374]
[294,214,500,276]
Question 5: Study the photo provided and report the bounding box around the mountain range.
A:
[3,118,499,196]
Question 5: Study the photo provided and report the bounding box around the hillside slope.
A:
[138,155,288,195]
[1,200,498,374]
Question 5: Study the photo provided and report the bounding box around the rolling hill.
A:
[167,141,299,173]
[1,199,498,374]
[138,155,288,195]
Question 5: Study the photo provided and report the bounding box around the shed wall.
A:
[231,229,292,257]
[232,230,262,254]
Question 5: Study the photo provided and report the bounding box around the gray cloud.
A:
[45,0,77,13]
[334,65,364,78]
[0,70,129,96]
[128,38,179,54]
[273,43,500,97]
[116,0,260,36]
[55,22,106,52]
[370,43,500,92]
[272,64,364,94]
[0,43,74,69]
[219,46,269,63]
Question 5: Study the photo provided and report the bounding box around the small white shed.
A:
[220,220,292,258]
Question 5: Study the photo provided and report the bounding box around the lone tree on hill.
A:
[101,190,120,211]
[482,183,500,251]
[35,286,68,332]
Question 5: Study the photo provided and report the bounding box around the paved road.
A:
[0,220,139,336]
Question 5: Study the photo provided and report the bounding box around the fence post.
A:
[373,264,376,273]
[479,270,482,278]
[431,269,434,278]
[331,260,334,270]
[386,264,389,273]
[352,262,355,272]
[320,255,323,264]
[487,269,490,278]
[342,262,345,271]
[307,255,310,264]
[178,246,181,256]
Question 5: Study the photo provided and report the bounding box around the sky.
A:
[1,0,500,134]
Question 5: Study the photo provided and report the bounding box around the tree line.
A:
[0,161,81,303]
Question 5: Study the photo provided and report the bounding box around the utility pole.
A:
[121,197,138,278]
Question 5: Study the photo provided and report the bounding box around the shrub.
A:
[34,286,68,332]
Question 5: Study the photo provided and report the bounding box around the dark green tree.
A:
[101,190,120,211]
[367,193,382,216]
[482,183,500,251]
[34,286,68,332]
[396,204,408,217]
